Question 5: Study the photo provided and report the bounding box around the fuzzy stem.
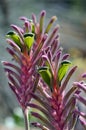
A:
[23,108,30,130]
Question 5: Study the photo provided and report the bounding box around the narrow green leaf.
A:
[31,23,35,33]
[58,60,72,83]
[6,31,21,48]
[24,33,34,50]
[37,66,52,90]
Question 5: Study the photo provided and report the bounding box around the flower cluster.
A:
[3,10,86,130]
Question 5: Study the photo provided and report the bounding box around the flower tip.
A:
[10,24,15,27]
[19,16,27,21]
[82,73,86,78]
[1,61,5,65]
[53,24,60,34]
[10,24,18,30]
[32,13,37,24]
[73,66,77,70]
[32,13,35,19]
[73,82,78,86]
[50,16,57,24]
[10,24,20,31]
[24,20,31,29]
[62,54,70,60]
[40,10,46,17]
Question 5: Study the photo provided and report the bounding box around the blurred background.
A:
[0,0,86,130]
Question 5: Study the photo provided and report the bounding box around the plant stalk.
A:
[23,108,30,130]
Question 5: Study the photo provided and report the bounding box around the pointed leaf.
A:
[58,60,72,83]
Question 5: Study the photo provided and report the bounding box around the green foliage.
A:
[58,60,72,83]
[37,66,52,89]
[31,23,35,33]
[24,33,35,50]
[6,31,21,48]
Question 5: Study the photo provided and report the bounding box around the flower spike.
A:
[2,10,86,130]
